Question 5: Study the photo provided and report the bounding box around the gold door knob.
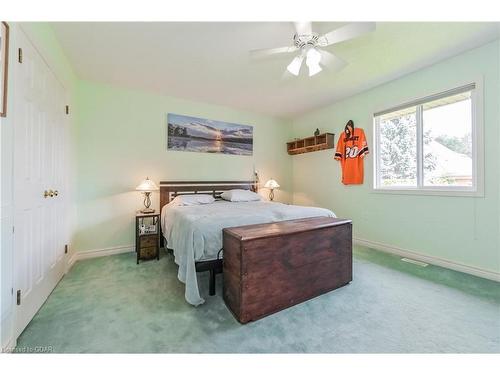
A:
[44,190,49,198]
[48,189,54,197]
[54,190,59,197]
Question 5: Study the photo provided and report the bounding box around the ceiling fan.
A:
[250,22,376,77]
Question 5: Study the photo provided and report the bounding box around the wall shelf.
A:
[287,133,335,155]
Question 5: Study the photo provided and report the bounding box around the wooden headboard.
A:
[159,180,258,211]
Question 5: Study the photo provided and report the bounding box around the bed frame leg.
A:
[209,269,216,296]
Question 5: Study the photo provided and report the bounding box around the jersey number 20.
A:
[345,146,359,158]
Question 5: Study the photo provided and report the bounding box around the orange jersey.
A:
[334,128,369,185]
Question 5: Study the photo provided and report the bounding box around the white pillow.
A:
[170,194,215,206]
[220,189,262,202]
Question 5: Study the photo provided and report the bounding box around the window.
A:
[374,83,481,195]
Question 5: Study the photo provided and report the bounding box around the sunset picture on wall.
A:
[167,113,253,155]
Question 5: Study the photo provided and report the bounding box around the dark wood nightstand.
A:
[135,212,160,264]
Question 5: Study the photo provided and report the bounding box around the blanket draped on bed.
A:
[161,201,335,306]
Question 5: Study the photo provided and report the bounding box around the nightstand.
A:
[135,212,160,264]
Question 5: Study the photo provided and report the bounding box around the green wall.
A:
[20,23,77,89]
[27,22,498,276]
[291,41,500,274]
[75,80,292,252]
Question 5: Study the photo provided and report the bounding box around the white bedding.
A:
[161,200,335,306]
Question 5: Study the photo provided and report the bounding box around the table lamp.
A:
[264,178,280,201]
[136,177,159,213]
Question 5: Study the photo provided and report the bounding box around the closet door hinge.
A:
[16,290,21,305]
[18,48,23,63]
[65,105,69,115]
[65,244,68,254]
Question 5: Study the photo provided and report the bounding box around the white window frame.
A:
[372,81,484,197]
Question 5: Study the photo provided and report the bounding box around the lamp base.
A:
[140,192,155,213]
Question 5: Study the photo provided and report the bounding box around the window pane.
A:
[423,92,473,187]
[378,107,417,187]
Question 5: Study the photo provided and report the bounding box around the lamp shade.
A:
[307,62,322,76]
[264,179,280,189]
[136,177,159,192]
[287,55,303,76]
[306,48,322,76]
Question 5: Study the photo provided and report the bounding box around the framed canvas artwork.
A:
[167,113,253,155]
[0,22,9,117]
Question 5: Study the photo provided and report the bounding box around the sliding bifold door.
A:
[13,29,69,338]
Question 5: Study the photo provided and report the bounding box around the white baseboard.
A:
[354,237,500,282]
[63,239,500,282]
[67,244,135,269]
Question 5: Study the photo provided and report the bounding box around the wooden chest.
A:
[223,217,352,323]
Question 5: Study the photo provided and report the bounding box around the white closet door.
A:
[13,29,68,338]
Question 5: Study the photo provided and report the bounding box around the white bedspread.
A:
[161,200,335,306]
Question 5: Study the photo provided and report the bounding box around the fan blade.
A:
[249,46,297,59]
[319,50,348,72]
[318,22,376,47]
[294,21,312,35]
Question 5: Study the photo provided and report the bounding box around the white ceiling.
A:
[50,22,499,118]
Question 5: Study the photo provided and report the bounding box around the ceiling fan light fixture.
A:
[306,48,322,76]
[249,22,376,79]
[286,55,303,76]
[307,62,322,76]
[306,47,321,65]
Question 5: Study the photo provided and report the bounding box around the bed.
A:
[159,180,336,306]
